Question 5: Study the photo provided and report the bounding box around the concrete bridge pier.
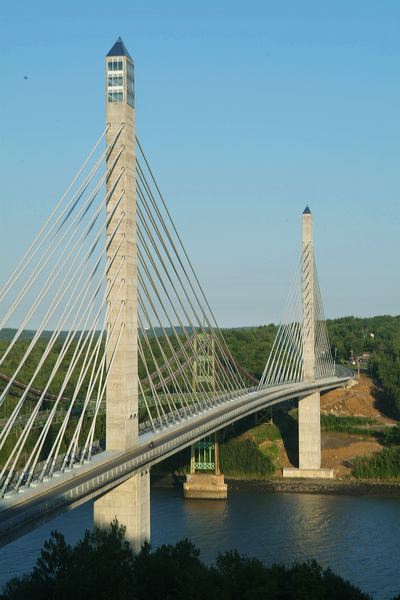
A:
[184,434,227,499]
[94,470,150,551]
[283,207,333,479]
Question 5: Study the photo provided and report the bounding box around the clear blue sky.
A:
[0,1,399,327]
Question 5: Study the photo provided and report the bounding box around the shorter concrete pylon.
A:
[283,207,333,479]
[94,470,150,551]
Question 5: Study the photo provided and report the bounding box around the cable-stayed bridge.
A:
[0,38,353,549]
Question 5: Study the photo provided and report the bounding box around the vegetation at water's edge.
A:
[351,447,400,480]
[219,437,275,478]
[0,521,379,600]
[319,415,400,480]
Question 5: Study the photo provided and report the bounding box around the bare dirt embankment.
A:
[320,374,394,423]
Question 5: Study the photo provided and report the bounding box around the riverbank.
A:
[226,477,400,496]
[151,472,400,497]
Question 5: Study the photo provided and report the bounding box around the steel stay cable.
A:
[135,145,244,388]
[43,244,126,473]
[0,258,105,460]
[0,208,114,434]
[23,258,125,487]
[63,321,126,473]
[64,324,111,470]
[83,349,107,461]
[136,170,245,390]
[0,189,124,411]
[56,297,126,474]
[3,264,120,493]
[266,266,301,385]
[280,318,301,384]
[32,243,126,482]
[137,294,186,418]
[276,283,302,383]
[68,334,105,465]
[0,163,124,373]
[313,271,325,378]
[137,227,222,400]
[137,270,199,414]
[137,180,242,394]
[259,261,300,387]
[137,378,156,433]
[137,199,238,396]
[138,312,177,416]
[137,298,205,413]
[1,302,104,496]
[316,290,331,378]
[137,337,165,427]
[140,336,193,388]
[281,277,304,383]
[138,249,205,405]
[59,278,125,472]
[314,291,325,378]
[270,321,295,385]
[83,323,126,457]
[314,263,334,376]
[290,313,304,382]
[137,312,180,421]
[0,125,113,305]
[137,239,221,407]
[279,289,302,384]
[0,140,123,329]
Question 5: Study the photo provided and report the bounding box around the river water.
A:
[0,487,399,600]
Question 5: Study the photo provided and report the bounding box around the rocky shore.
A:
[152,472,400,496]
[226,477,400,496]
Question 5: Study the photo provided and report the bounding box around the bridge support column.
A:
[184,434,227,499]
[298,391,321,469]
[94,39,152,542]
[94,470,150,551]
[283,207,333,479]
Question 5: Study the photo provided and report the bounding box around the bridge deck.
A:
[0,372,353,547]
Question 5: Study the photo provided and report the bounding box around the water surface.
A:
[0,487,399,600]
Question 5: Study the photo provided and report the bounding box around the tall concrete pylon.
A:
[94,38,150,548]
[284,207,333,479]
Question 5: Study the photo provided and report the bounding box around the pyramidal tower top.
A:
[302,205,313,244]
[107,36,134,62]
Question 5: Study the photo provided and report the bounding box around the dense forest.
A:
[2,315,400,412]
[0,521,382,600]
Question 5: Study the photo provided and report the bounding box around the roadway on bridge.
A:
[0,370,353,547]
